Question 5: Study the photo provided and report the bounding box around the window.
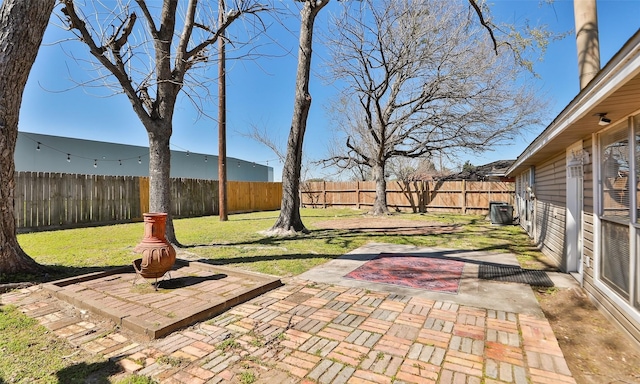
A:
[601,220,630,298]
[601,124,630,221]
[599,119,635,304]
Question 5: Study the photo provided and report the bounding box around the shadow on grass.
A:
[185,220,557,271]
[222,211,366,222]
[195,252,344,266]
[6,215,554,286]
[56,360,120,384]
[0,264,132,287]
[182,225,461,248]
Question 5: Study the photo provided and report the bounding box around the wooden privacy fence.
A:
[15,172,282,232]
[14,172,511,231]
[300,180,514,214]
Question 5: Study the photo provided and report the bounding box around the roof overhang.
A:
[507,29,640,176]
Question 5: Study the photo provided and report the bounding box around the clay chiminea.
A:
[133,212,176,279]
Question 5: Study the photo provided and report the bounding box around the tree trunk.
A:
[0,0,54,275]
[147,127,179,245]
[218,0,228,222]
[270,0,329,234]
[371,162,390,215]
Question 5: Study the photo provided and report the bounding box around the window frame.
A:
[595,116,640,318]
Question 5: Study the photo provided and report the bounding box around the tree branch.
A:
[467,0,498,54]
[61,1,151,123]
[109,13,137,50]
[134,0,159,37]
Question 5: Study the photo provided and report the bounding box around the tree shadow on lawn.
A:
[182,223,510,250]
[56,360,121,384]
[195,247,543,268]
[0,264,132,288]
[6,218,550,284]
[227,211,366,221]
[186,223,557,272]
[195,252,345,267]
[33,263,231,285]
[182,225,463,248]
[182,213,480,249]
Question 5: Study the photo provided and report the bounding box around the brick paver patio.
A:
[2,276,576,384]
[40,260,281,339]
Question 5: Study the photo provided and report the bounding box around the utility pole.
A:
[574,0,600,89]
[218,0,228,221]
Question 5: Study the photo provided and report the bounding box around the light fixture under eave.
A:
[567,149,589,179]
[596,113,611,126]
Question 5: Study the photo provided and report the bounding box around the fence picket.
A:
[13,172,511,232]
[300,180,514,214]
[13,173,282,232]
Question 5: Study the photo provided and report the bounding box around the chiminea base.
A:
[132,258,171,291]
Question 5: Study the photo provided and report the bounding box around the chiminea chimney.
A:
[574,0,601,89]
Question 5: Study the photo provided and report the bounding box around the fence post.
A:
[418,181,424,213]
[425,181,430,210]
[356,181,360,209]
[139,177,149,217]
[461,180,467,214]
[323,181,327,209]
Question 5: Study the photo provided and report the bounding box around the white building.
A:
[16,132,273,182]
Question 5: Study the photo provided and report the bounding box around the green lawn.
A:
[2,208,550,383]
[16,208,549,280]
[0,305,113,384]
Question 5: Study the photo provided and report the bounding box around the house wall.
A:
[510,26,640,351]
[515,134,640,347]
[584,128,640,346]
[532,152,567,267]
[514,170,533,235]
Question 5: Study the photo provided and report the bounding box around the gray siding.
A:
[582,137,594,214]
[517,139,640,347]
[581,139,640,347]
[533,152,567,267]
[583,268,640,345]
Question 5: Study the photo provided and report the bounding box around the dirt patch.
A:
[536,287,640,384]
[313,217,462,235]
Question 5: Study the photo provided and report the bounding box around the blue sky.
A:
[18,0,640,181]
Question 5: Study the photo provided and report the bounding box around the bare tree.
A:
[245,124,287,164]
[60,0,268,244]
[245,123,323,208]
[386,158,418,182]
[266,0,329,235]
[324,0,547,215]
[0,0,55,275]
